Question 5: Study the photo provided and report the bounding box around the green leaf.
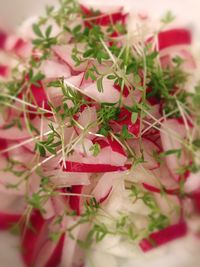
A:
[83,49,94,58]
[45,25,52,38]
[193,139,200,149]
[161,11,175,24]
[89,143,101,156]
[32,24,44,38]
[159,149,182,159]
[46,146,56,155]
[72,25,82,34]
[107,74,116,80]
[35,143,46,157]
[97,77,104,92]
[121,125,133,139]
[131,112,138,124]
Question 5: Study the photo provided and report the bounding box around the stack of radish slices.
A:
[0,1,200,267]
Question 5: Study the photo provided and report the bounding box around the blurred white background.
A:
[0,0,200,32]
[0,0,200,267]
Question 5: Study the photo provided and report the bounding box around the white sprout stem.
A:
[0,122,71,155]
[176,99,192,142]
[141,108,179,135]
[0,93,53,114]
[30,148,63,174]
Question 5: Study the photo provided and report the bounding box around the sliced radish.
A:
[60,219,88,267]
[21,210,47,266]
[80,4,127,27]
[140,221,187,252]
[0,137,7,152]
[110,107,140,137]
[62,161,130,173]
[189,191,200,213]
[77,106,99,137]
[0,213,21,230]
[80,78,120,103]
[184,171,200,193]
[142,183,178,195]
[0,64,9,77]
[44,234,65,267]
[0,126,30,140]
[46,169,90,187]
[157,29,192,50]
[92,172,123,203]
[53,44,88,73]
[69,185,83,215]
[0,30,7,49]
[160,119,187,180]
[40,59,71,79]
[30,81,50,110]
[129,138,161,170]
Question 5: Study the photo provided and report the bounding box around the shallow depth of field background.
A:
[0,0,200,267]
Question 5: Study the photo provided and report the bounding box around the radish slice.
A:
[189,191,200,213]
[0,30,7,49]
[129,138,160,170]
[0,213,21,230]
[40,60,71,79]
[69,185,83,215]
[34,233,65,267]
[110,107,140,137]
[184,171,200,193]
[0,138,7,152]
[80,4,127,27]
[107,137,126,156]
[80,78,120,103]
[140,221,187,252]
[45,170,90,187]
[30,81,50,110]
[22,210,63,267]
[62,161,130,173]
[44,234,65,267]
[77,106,99,137]
[53,44,88,72]
[157,29,192,50]
[142,183,178,195]
[0,126,30,140]
[22,209,65,267]
[92,172,123,203]
[0,64,9,77]
[160,119,187,180]
[22,210,47,266]
[60,219,90,267]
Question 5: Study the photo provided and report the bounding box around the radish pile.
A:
[0,1,200,267]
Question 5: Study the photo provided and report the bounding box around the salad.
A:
[0,0,200,266]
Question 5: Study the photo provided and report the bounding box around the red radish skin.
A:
[44,234,65,267]
[158,29,192,50]
[190,192,200,213]
[110,107,140,137]
[21,210,47,267]
[0,65,9,77]
[99,187,112,204]
[0,138,7,151]
[0,213,21,230]
[0,30,7,49]
[80,5,127,27]
[113,84,130,97]
[30,82,49,110]
[140,221,187,252]
[62,161,131,173]
[142,183,179,196]
[69,185,83,215]
[94,136,126,156]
